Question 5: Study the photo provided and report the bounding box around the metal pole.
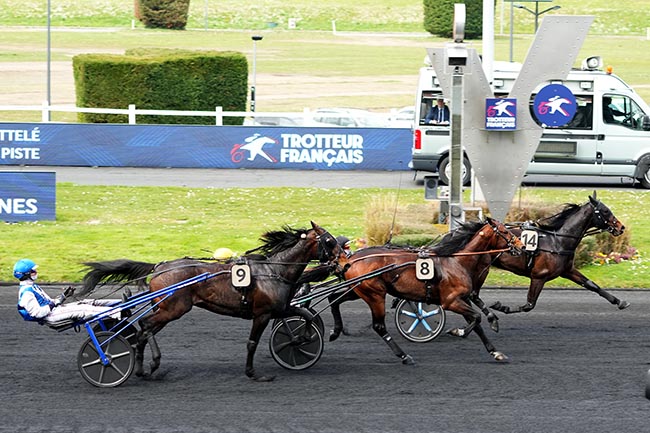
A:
[449,69,464,231]
[534,1,539,33]
[509,2,514,62]
[250,35,263,112]
[46,0,51,121]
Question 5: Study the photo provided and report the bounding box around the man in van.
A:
[425,96,450,125]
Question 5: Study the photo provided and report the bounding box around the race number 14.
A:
[521,230,538,251]
[415,258,435,280]
[231,264,251,287]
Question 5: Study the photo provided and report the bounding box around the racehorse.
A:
[80,222,344,382]
[327,218,523,364]
[489,192,627,315]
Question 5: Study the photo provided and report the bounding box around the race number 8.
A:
[231,264,251,287]
[521,230,538,252]
[415,258,435,280]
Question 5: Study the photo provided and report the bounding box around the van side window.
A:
[566,96,593,129]
[603,94,648,130]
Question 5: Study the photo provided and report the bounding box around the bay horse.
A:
[489,192,627,315]
[80,222,343,382]
[327,218,523,364]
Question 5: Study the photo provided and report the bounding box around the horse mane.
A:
[427,220,486,256]
[247,225,308,257]
[536,203,582,230]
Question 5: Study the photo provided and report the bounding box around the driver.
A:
[15,259,122,326]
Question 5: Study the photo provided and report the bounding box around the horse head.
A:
[588,192,625,236]
[486,217,524,256]
[309,221,349,274]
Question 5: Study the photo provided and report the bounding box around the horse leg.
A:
[328,289,359,341]
[561,268,630,309]
[359,292,414,365]
[464,316,509,362]
[490,279,544,314]
[245,314,274,382]
[447,298,509,362]
[148,335,161,374]
[469,293,499,332]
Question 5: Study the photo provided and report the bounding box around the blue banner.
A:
[0,172,56,222]
[0,123,412,171]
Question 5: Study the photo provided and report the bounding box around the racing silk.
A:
[17,281,53,321]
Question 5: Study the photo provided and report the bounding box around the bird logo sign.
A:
[485,98,517,130]
[533,84,577,127]
[231,133,278,163]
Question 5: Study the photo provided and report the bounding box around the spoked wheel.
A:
[272,307,325,337]
[269,316,324,371]
[394,299,446,343]
[77,331,135,388]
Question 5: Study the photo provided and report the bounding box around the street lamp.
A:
[514,2,561,33]
[250,35,263,112]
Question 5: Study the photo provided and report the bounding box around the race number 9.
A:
[521,230,538,252]
[231,264,251,287]
[415,258,435,280]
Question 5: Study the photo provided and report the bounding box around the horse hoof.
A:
[618,300,630,310]
[401,355,415,366]
[447,328,465,337]
[489,321,499,333]
[491,351,509,362]
[329,329,341,342]
[252,375,276,382]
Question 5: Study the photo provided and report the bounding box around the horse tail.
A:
[78,259,156,297]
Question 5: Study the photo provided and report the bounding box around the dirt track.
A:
[2,287,649,433]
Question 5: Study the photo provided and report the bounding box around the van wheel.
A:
[438,156,471,186]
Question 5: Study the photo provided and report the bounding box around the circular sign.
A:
[532,84,577,127]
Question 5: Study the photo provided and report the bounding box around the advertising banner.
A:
[0,124,412,171]
[0,172,56,222]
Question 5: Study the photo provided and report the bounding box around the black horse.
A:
[80,222,344,381]
[489,192,628,315]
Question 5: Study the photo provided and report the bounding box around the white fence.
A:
[0,102,411,128]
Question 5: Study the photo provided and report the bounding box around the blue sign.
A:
[0,172,56,222]
[0,123,412,171]
[485,98,517,130]
[533,84,577,127]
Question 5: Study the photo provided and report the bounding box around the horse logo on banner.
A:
[231,133,278,163]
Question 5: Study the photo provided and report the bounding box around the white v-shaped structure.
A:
[428,16,594,221]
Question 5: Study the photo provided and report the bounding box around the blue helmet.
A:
[13,259,37,279]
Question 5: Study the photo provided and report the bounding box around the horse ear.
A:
[310,221,319,230]
[590,190,598,201]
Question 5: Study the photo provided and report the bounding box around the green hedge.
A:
[73,49,248,125]
[423,0,486,39]
[136,0,190,30]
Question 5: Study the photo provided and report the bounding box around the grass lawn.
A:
[1,184,648,288]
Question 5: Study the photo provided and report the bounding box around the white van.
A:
[411,57,650,188]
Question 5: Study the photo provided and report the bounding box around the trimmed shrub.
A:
[137,0,190,30]
[73,49,248,125]
[423,0,487,39]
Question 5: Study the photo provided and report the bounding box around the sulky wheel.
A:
[77,331,135,388]
[272,307,325,337]
[393,299,446,343]
[269,316,324,371]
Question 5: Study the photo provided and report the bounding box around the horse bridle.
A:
[487,219,522,255]
[590,200,621,235]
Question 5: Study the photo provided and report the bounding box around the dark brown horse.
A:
[328,218,523,364]
[80,222,344,382]
[489,192,627,315]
